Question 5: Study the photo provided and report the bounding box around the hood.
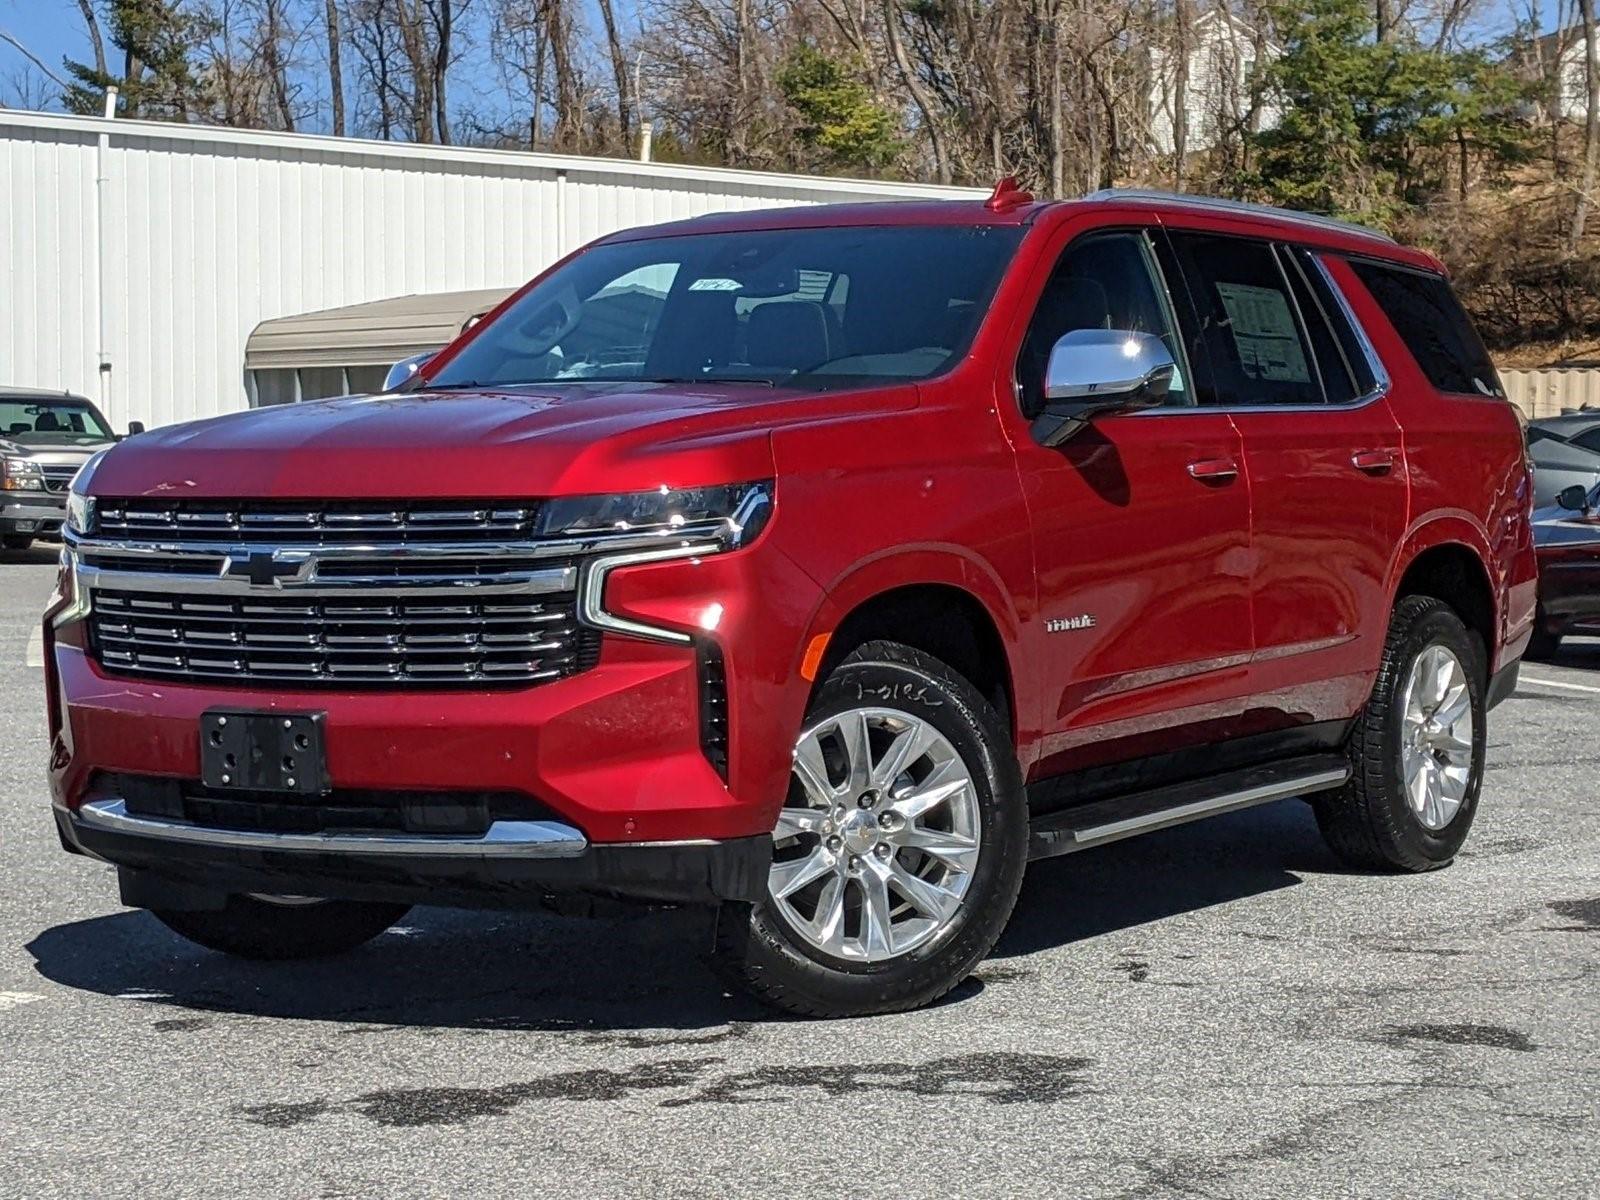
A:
[0,436,115,466]
[86,382,913,500]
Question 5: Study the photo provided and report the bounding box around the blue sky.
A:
[1,1,82,92]
[0,0,1578,118]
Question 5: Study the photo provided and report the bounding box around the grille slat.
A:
[94,499,538,546]
[40,464,81,493]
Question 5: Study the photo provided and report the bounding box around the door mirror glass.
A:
[1032,329,1175,447]
[384,352,436,393]
[1557,483,1592,513]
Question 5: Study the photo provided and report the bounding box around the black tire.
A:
[1314,595,1486,872]
[152,895,411,960]
[1526,614,1561,661]
[715,640,1028,1017]
[1,535,33,551]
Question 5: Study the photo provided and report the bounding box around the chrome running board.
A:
[1028,754,1350,861]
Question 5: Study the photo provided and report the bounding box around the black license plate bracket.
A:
[200,710,328,794]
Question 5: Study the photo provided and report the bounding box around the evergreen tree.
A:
[64,0,208,120]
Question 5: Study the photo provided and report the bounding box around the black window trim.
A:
[1010,224,1200,416]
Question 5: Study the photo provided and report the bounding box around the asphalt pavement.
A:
[1,542,1595,1199]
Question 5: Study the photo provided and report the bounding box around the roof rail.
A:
[1081,188,1397,245]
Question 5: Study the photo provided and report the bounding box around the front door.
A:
[1158,230,1410,723]
[1006,227,1255,777]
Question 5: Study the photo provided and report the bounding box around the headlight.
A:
[1,457,45,491]
[66,489,95,536]
[64,448,108,536]
[537,481,773,549]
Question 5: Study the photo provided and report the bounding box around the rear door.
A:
[1158,230,1410,723]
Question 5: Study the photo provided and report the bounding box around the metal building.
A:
[0,110,979,432]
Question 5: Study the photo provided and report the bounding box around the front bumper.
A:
[1,491,65,533]
[57,795,771,906]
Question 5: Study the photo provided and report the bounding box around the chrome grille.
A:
[90,589,591,686]
[40,464,80,493]
[93,499,538,545]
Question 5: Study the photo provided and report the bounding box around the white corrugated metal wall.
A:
[1501,368,1600,419]
[0,111,981,431]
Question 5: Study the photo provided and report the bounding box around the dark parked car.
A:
[1528,413,1600,507]
[1530,481,1600,656]
[1,389,139,550]
[45,189,1535,1016]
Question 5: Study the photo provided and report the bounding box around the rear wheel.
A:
[1314,595,1486,871]
[716,640,1028,1017]
[151,894,410,960]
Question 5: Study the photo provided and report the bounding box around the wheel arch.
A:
[1390,532,1497,676]
[800,552,1027,753]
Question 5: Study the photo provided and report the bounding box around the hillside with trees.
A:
[27,0,1600,362]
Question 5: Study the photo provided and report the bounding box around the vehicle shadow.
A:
[0,541,62,566]
[993,795,1337,958]
[26,799,1342,1029]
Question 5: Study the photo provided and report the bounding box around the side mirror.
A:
[384,352,436,393]
[1031,329,1176,448]
[1557,483,1592,514]
[126,420,145,436]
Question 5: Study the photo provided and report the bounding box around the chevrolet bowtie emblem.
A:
[224,549,314,587]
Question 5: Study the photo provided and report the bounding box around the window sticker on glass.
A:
[688,278,743,291]
[1213,282,1310,383]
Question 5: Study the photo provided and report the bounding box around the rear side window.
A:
[1162,232,1324,406]
[1347,260,1502,397]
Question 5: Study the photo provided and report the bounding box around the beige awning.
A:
[245,288,516,370]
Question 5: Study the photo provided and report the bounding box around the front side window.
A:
[1347,260,1502,398]
[1163,232,1325,407]
[1016,231,1191,417]
[0,397,113,444]
[427,225,1024,392]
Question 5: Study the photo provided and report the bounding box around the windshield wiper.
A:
[637,376,776,388]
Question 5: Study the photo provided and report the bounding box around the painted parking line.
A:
[1517,671,1600,696]
[25,627,43,668]
[0,991,43,1012]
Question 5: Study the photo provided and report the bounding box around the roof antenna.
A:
[985,176,1033,212]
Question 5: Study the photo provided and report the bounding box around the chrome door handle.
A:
[1352,449,1396,474]
[1188,458,1239,482]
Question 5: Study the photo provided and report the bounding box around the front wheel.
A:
[151,894,411,960]
[1314,595,1486,871]
[1,535,33,551]
[716,640,1028,1017]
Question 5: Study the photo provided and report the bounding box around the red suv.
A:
[44,187,1536,1017]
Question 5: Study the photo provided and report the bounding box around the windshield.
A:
[426,224,1024,391]
[0,397,113,446]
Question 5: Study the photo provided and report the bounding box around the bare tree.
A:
[596,0,632,141]
[326,0,346,135]
[1574,0,1600,251]
[75,0,109,79]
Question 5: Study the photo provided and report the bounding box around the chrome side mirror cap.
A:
[384,352,436,393]
[1032,329,1176,447]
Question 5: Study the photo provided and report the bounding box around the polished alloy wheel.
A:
[1399,643,1474,831]
[768,707,981,963]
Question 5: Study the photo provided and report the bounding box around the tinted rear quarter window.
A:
[1348,260,1501,397]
